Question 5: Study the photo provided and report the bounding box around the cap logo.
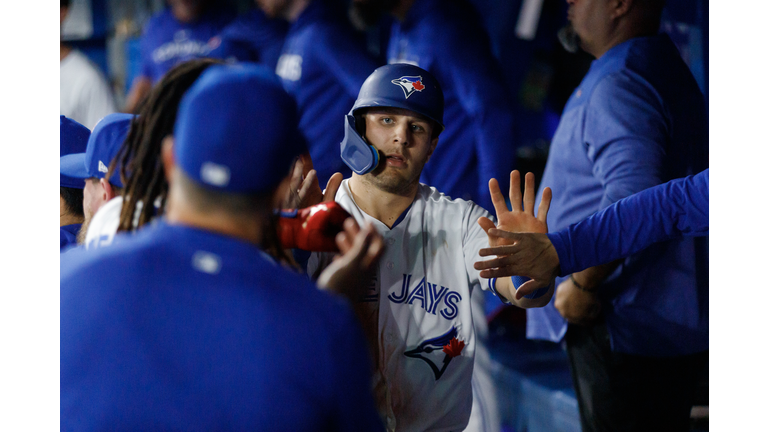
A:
[391,76,425,99]
[200,162,231,187]
[98,161,109,173]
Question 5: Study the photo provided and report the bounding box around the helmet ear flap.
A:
[340,114,380,175]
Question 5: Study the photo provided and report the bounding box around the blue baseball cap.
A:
[174,64,304,194]
[60,113,134,188]
[60,116,91,189]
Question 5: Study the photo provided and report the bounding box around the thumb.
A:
[477,217,496,234]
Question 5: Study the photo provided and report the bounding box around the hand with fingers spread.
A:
[316,219,385,302]
[474,170,554,304]
[282,154,343,209]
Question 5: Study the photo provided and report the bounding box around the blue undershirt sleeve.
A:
[549,169,709,275]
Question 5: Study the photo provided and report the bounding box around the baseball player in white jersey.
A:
[308,64,553,431]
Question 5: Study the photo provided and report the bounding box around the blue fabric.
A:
[60,224,81,250]
[60,221,383,431]
[549,169,709,276]
[527,34,709,357]
[174,64,304,194]
[139,7,235,83]
[59,113,134,187]
[386,0,516,211]
[207,9,287,71]
[60,116,91,188]
[276,0,380,187]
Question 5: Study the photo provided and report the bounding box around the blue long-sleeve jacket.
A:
[549,169,709,276]
[276,0,380,186]
[386,0,515,211]
[207,9,287,71]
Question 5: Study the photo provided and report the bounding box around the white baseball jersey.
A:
[84,196,123,250]
[309,180,498,432]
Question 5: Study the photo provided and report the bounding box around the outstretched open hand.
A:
[477,170,552,244]
[282,154,343,209]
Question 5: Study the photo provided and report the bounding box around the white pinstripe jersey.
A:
[309,180,496,432]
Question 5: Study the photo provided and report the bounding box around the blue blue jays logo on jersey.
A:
[404,327,465,380]
[391,76,425,99]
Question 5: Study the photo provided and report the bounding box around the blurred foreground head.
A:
[162,63,304,253]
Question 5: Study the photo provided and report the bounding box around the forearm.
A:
[569,260,622,291]
[550,170,709,275]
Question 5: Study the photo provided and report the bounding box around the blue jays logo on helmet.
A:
[391,76,426,99]
[404,327,465,380]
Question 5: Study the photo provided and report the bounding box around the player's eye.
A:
[410,123,426,132]
[381,117,394,124]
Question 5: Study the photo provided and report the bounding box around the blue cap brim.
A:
[60,153,90,179]
[60,174,85,189]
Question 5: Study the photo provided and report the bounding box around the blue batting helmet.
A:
[340,63,445,175]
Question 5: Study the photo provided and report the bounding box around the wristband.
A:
[569,274,597,293]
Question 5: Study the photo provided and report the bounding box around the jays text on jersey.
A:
[309,180,497,432]
[61,221,383,431]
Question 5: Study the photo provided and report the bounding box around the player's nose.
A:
[392,122,410,147]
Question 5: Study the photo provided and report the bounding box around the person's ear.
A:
[426,136,439,163]
[161,135,176,183]
[100,178,114,201]
[611,0,632,19]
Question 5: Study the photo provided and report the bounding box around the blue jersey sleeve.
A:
[549,169,709,275]
[436,27,516,208]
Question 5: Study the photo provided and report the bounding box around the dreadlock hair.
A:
[110,58,223,233]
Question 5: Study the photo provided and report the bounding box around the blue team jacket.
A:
[207,8,288,71]
[276,0,380,187]
[139,7,235,83]
[387,0,516,211]
[60,221,383,431]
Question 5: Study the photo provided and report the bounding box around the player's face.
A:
[565,0,612,56]
[82,178,106,222]
[362,108,438,195]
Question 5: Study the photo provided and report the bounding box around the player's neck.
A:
[348,175,417,229]
[60,43,72,62]
[165,193,267,245]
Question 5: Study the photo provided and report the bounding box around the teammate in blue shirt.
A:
[525,1,708,430]
[207,6,287,70]
[383,0,516,212]
[60,116,91,250]
[60,64,384,431]
[124,0,235,112]
[475,169,710,298]
[257,0,380,187]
